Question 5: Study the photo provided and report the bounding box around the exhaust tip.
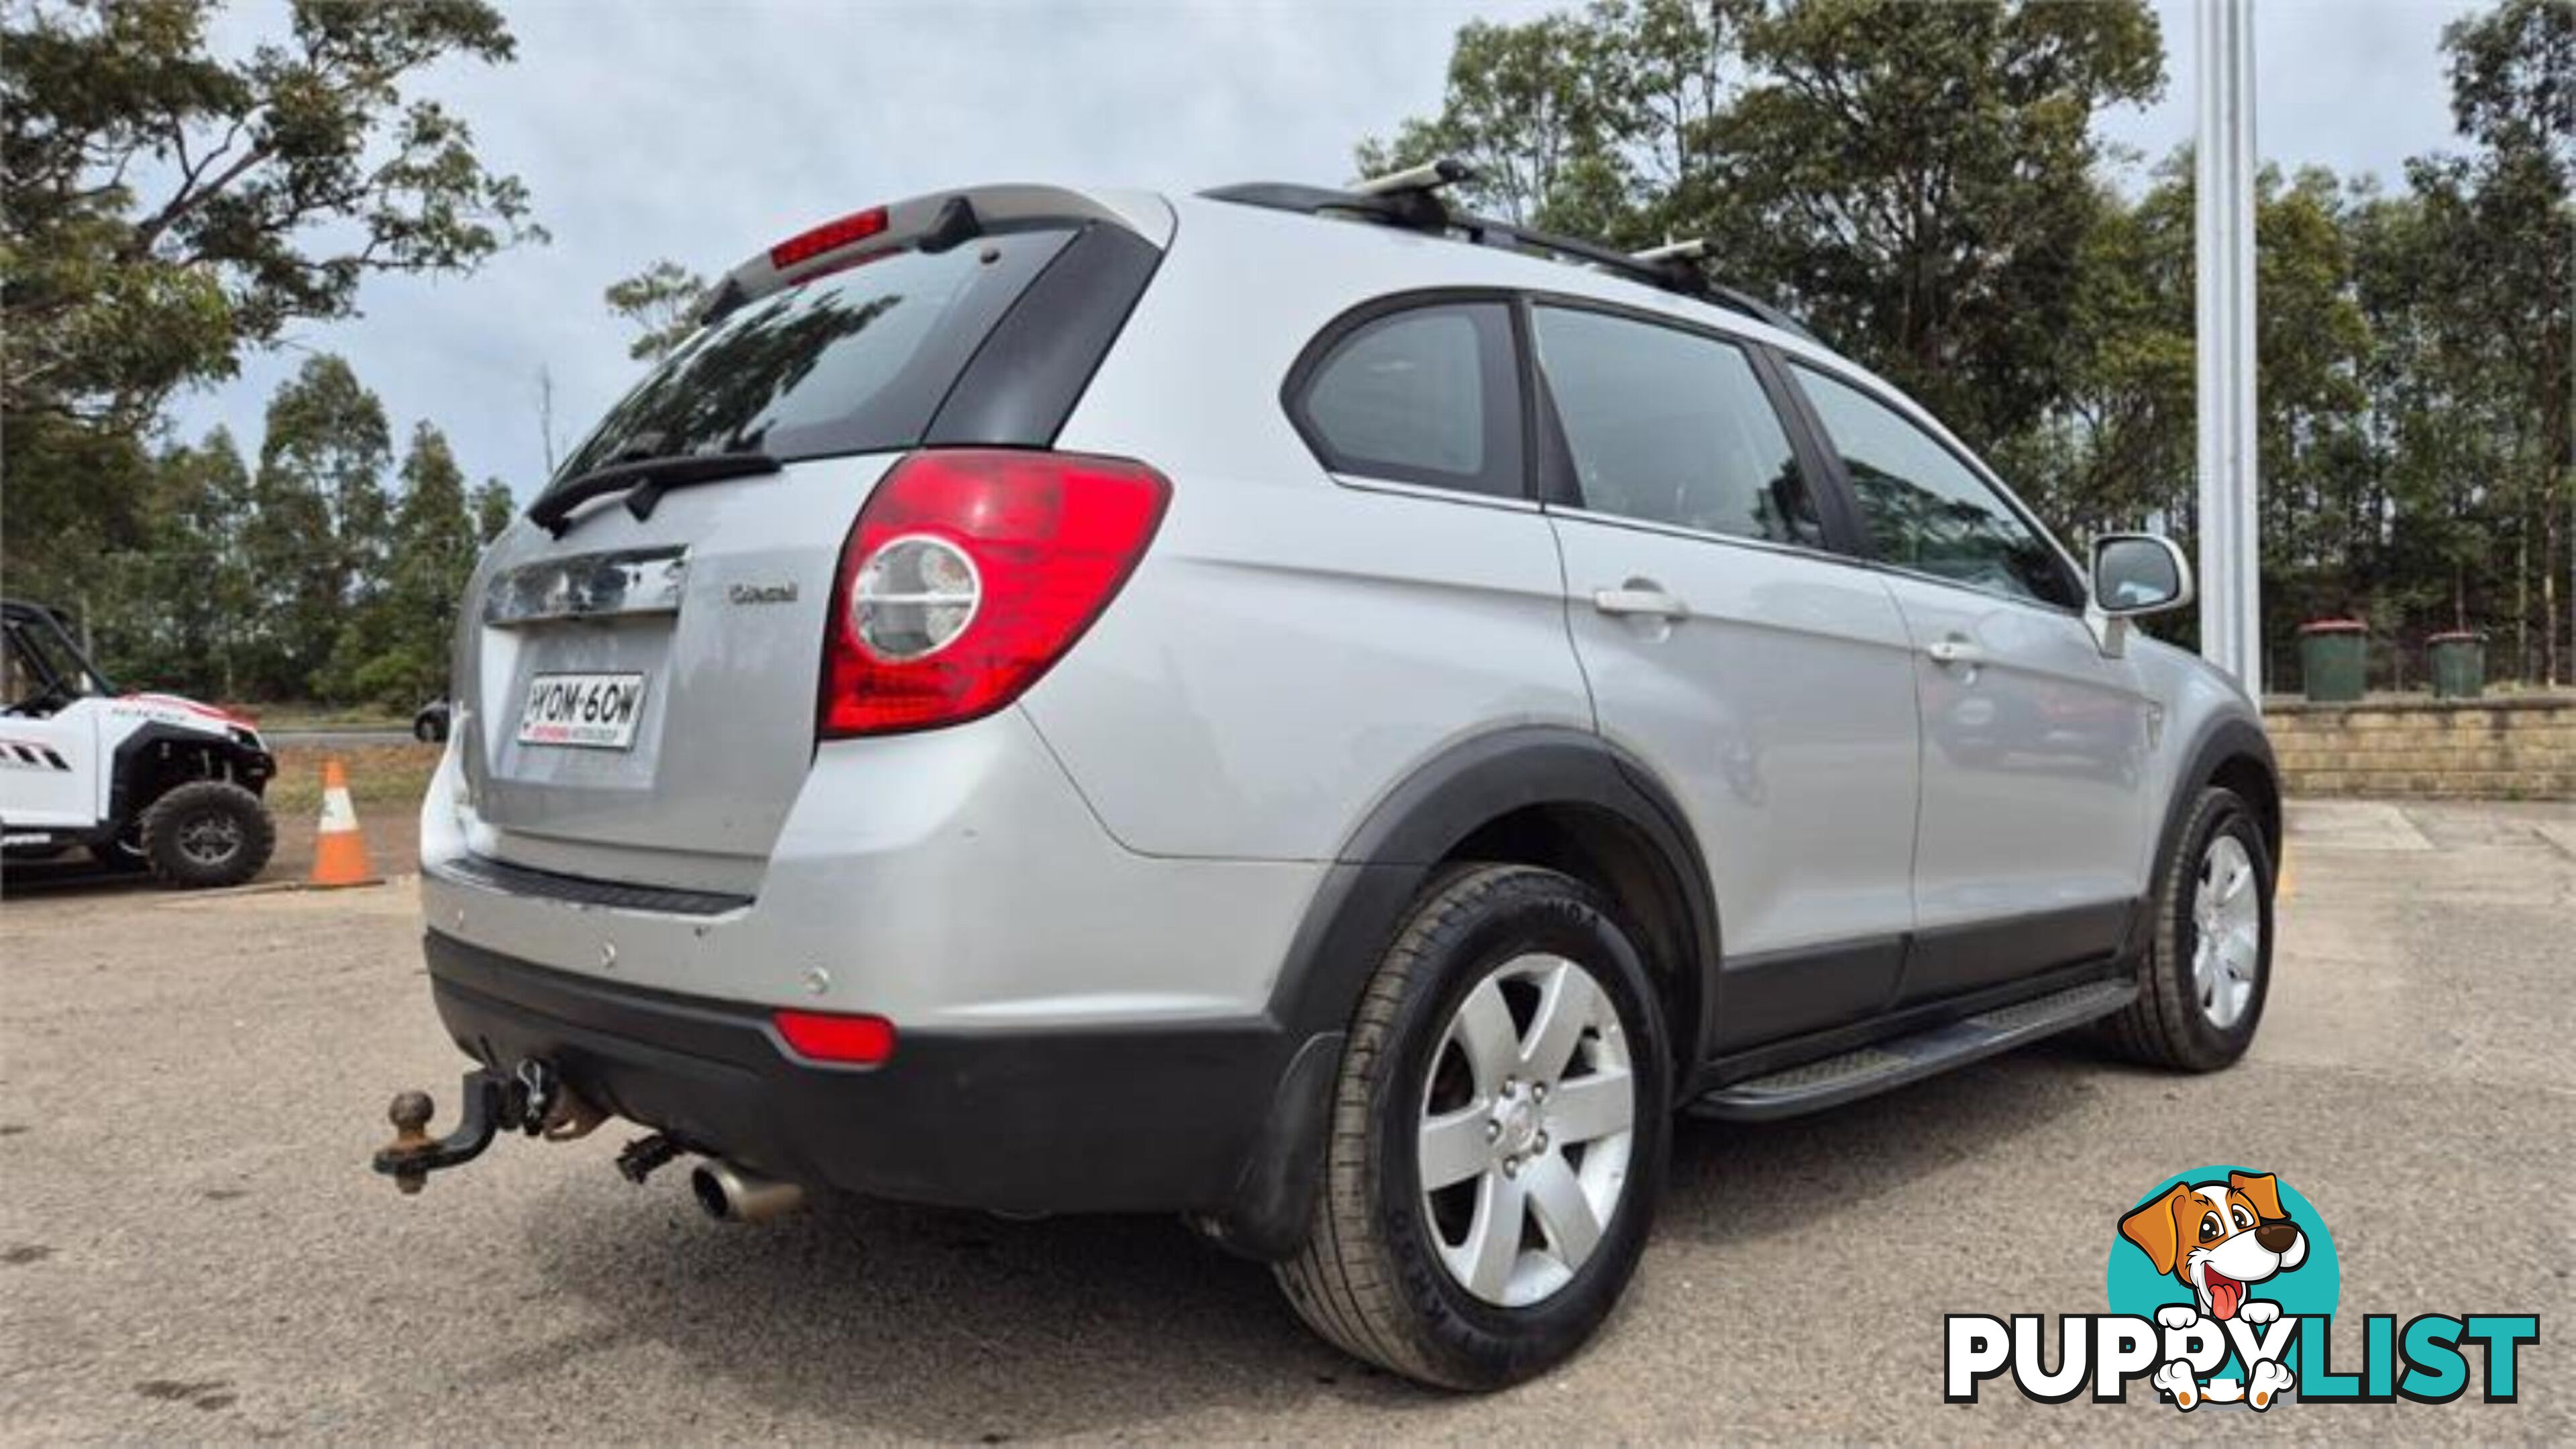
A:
[689,1164,732,1220]
[690,1160,806,1224]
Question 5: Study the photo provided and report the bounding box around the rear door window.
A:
[1292,302,1524,498]
[1531,305,1823,547]
[551,228,1075,485]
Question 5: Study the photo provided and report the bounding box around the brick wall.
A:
[2264,696,2576,799]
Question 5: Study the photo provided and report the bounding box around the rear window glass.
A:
[551,228,1074,486]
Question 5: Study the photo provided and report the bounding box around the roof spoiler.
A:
[698,184,1152,329]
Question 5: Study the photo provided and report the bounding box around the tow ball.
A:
[372,1060,601,1194]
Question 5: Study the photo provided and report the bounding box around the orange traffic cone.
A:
[309,757,380,888]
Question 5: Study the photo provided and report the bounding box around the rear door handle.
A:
[1592,587,1691,621]
[1924,637,1986,667]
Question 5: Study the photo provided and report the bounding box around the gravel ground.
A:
[0,798,2568,1444]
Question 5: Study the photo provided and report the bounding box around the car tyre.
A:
[140,780,276,890]
[1274,863,1670,1390]
[2101,786,2273,1071]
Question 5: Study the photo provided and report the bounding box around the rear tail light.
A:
[820,449,1171,737]
[772,1009,898,1066]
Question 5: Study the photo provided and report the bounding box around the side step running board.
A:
[1689,979,2137,1122]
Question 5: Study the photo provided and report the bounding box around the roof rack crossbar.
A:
[1348,158,1477,199]
[1631,238,1709,265]
[1199,167,1812,341]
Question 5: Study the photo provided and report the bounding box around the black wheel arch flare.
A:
[2123,713,2281,963]
[1219,725,1719,1260]
[1265,724,1720,1057]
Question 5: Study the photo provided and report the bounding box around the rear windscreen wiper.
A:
[527,451,784,537]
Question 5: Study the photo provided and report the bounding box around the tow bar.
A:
[372,1060,602,1194]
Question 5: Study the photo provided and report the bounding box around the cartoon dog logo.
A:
[2120,1170,2309,1322]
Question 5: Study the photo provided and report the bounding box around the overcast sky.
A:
[170,0,2485,500]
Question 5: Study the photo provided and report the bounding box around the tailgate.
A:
[460,455,896,891]
[442,184,1171,894]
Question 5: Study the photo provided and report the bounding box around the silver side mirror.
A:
[2091,534,2194,618]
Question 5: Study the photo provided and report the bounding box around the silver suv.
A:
[382,168,2280,1391]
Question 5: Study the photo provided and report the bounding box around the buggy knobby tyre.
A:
[140,780,276,890]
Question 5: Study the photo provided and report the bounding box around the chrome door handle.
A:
[1924,637,1986,667]
[1592,587,1690,621]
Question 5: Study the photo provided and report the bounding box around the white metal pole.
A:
[2196,0,2262,698]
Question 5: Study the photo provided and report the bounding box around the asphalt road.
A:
[260,727,419,749]
[1,800,2569,1442]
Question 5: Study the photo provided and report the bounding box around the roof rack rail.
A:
[1199,162,1813,341]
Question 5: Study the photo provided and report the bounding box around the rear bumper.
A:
[427,929,1328,1234]
[421,707,1324,1028]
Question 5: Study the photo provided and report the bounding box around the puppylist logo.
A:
[1946,1166,2539,1411]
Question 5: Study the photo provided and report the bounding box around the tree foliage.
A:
[1367,0,2574,684]
[3,0,543,421]
[250,353,388,697]
[1,0,541,615]
[9,0,2567,706]
[603,258,708,362]
[338,421,482,706]
[80,355,500,708]
[93,425,257,695]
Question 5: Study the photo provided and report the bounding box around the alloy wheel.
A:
[1417,953,1637,1307]
[2190,834,2261,1028]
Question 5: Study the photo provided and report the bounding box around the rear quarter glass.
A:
[547,227,1075,487]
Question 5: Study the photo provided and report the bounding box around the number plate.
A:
[517,672,647,749]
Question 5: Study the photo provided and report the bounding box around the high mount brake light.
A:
[769,207,890,270]
[820,450,1171,738]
